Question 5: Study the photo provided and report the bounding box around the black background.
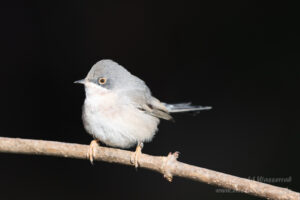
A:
[0,1,298,200]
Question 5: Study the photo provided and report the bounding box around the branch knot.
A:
[161,151,179,182]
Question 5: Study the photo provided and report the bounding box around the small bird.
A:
[75,59,211,167]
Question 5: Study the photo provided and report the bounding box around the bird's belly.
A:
[82,100,159,149]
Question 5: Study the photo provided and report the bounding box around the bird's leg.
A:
[87,139,100,164]
[130,142,144,168]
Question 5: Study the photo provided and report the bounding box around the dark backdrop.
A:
[0,1,298,200]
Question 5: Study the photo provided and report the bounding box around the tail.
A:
[163,102,212,113]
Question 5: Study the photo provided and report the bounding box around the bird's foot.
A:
[87,139,100,164]
[130,142,143,168]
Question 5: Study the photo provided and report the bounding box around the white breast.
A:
[82,83,159,148]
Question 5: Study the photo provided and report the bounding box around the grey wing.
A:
[123,89,173,120]
[141,97,173,120]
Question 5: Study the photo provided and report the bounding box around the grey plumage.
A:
[86,60,174,120]
[75,59,211,149]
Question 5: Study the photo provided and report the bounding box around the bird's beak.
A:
[74,79,85,84]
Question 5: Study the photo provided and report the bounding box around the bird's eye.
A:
[98,77,107,85]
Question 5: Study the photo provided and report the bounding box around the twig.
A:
[0,136,299,200]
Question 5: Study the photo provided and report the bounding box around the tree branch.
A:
[0,137,298,200]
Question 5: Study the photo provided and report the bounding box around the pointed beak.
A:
[74,79,85,84]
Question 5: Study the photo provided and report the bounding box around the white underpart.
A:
[82,82,159,148]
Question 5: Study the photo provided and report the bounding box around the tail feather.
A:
[163,102,212,113]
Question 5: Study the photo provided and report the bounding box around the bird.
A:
[74,59,211,167]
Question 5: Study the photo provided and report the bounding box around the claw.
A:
[87,139,100,164]
[130,142,143,168]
